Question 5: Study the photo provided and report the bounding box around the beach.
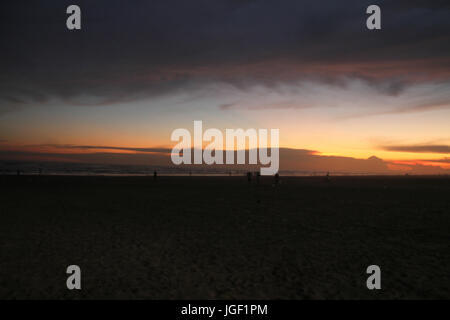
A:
[0,175,449,299]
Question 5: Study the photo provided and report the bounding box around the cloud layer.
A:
[1,0,450,114]
[381,144,450,154]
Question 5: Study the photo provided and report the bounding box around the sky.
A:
[1,0,450,173]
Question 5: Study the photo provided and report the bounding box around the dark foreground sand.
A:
[0,175,449,299]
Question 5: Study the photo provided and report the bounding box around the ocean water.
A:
[0,160,378,176]
[0,160,249,176]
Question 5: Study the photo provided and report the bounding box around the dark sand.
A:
[0,175,449,299]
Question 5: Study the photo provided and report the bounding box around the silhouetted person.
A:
[247,172,252,182]
[256,171,260,184]
[153,170,157,180]
[274,173,279,185]
[325,171,330,182]
[16,170,20,176]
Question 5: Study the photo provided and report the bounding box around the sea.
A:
[0,160,381,176]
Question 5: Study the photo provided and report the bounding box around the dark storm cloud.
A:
[1,0,449,111]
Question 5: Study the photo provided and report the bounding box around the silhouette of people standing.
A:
[153,170,157,180]
[274,173,279,185]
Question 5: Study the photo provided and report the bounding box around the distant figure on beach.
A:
[247,172,252,182]
[153,170,157,179]
[228,171,232,177]
[274,173,279,185]
[325,171,330,182]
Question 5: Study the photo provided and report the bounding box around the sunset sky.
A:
[1,0,450,173]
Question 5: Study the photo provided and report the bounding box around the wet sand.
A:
[0,175,449,299]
